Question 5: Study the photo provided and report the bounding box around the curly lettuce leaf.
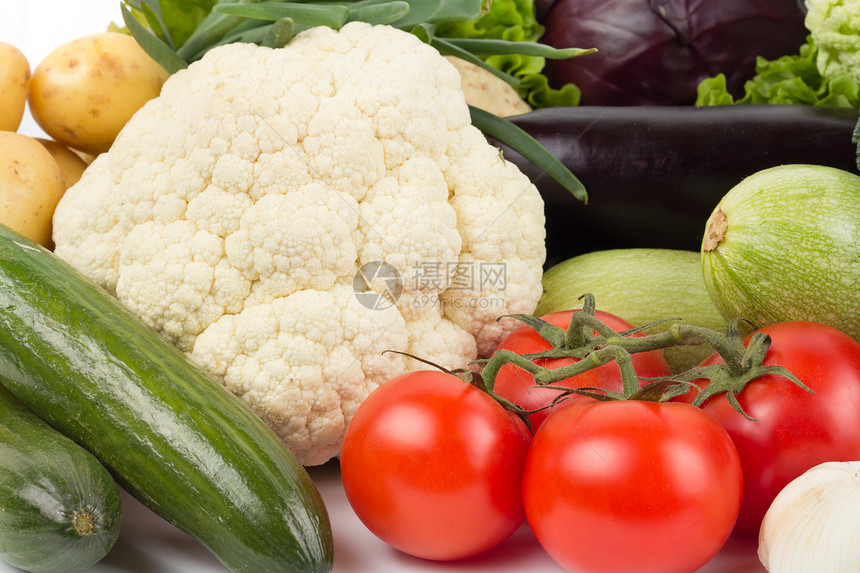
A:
[434,0,543,42]
[696,37,860,107]
[805,0,860,83]
[515,72,581,107]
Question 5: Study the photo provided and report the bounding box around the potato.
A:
[0,42,31,132]
[35,138,88,189]
[28,32,169,155]
[0,131,66,247]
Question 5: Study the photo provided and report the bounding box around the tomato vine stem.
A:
[384,294,810,421]
[476,294,810,416]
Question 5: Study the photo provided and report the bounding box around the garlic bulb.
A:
[758,461,860,572]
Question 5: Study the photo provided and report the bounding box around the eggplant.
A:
[496,105,860,266]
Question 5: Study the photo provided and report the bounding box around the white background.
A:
[1,2,767,571]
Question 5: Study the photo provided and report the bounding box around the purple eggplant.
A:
[495,105,859,265]
[541,0,809,106]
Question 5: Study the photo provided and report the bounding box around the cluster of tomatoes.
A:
[339,309,860,573]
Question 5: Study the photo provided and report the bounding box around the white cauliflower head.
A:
[52,22,545,465]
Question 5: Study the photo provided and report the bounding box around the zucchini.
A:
[0,385,122,573]
[0,224,334,573]
[536,248,728,372]
[701,164,860,340]
[498,105,860,265]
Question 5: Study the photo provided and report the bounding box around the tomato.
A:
[492,309,672,430]
[675,320,860,537]
[339,370,532,561]
[523,397,742,573]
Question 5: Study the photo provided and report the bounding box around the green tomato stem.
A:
[480,300,807,410]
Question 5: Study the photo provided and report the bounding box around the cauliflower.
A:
[805,0,860,82]
[52,22,546,465]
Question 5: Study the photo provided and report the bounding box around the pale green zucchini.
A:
[702,164,860,340]
[537,248,727,372]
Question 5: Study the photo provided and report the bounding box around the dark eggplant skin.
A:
[496,105,860,267]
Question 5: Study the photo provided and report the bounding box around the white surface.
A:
[1,2,769,572]
[0,460,767,573]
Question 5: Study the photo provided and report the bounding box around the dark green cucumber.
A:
[0,224,334,573]
[0,384,122,573]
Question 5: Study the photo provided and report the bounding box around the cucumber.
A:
[0,224,334,573]
[702,164,860,340]
[536,248,728,372]
[0,385,121,573]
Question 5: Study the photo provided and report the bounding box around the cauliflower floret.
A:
[52,22,545,465]
[191,285,409,466]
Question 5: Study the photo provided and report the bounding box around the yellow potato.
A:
[0,131,66,247]
[35,138,88,189]
[28,32,169,155]
[0,42,31,132]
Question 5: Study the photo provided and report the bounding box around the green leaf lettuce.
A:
[434,0,581,108]
[696,37,860,107]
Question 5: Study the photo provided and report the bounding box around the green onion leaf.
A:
[442,37,597,60]
[388,0,484,29]
[216,22,272,45]
[177,0,262,62]
[428,34,520,87]
[262,18,296,48]
[122,3,188,73]
[214,2,350,28]
[138,0,175,49]
[469,105,587,204]
[346,1,411,25]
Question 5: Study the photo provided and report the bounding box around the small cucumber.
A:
[536,248,727,372]
[0,384,122,573]
[702,164,860,340]
[0,224,334,573]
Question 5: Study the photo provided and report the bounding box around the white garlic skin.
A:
[758,460,860,572]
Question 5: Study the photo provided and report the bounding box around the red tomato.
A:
[675,320,860,537]
[492,309,672,430]
[523,397,743,573]
[339,370,532,561]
